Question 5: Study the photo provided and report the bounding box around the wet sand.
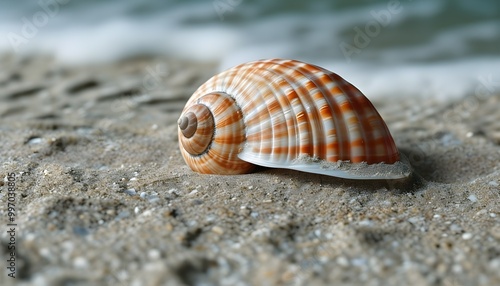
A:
[0,54,499,286]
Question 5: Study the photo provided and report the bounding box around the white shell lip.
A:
[238,153,412,180]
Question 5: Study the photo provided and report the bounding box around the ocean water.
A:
[1,0,499,100]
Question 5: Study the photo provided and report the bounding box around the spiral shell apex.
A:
[178,59,411,179]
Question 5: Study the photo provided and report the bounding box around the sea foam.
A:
[0,0,498,100]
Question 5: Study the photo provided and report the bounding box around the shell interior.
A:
[239,151,412,179]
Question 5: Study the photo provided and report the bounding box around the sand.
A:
[0,54,499,286]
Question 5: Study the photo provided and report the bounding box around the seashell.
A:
[178,59,411,179]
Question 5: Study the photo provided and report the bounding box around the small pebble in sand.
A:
[27,137,43,144]
[314,229,322,237]
[491,226,500,239]
[147,249,161,260]
[462,233,473,240]
[212,226,224,235]
[408,216,422,224]
[239,206,252,216]
[467,194,478,202]
[73,257,88,269]
[490,259,500,270]
[147,192,160,203]
[168,188,179,196]
[450,224,462,234]
[142,210,152,217]
[314,217,324,223]
[475,209,488,216]
[124,188,136,195]
[351,257,368,267]
[336,256,349,267]
[116,211,130,220]
[359,220,373,226]
[39,248,51,259]
[488,181,499,187]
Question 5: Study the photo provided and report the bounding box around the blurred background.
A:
[1,0,499,100]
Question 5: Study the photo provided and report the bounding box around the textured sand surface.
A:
[0,54,499,286]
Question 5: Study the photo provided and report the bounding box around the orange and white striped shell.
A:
[178,59,411,179]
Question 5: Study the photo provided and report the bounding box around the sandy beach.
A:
[0,53,499,286]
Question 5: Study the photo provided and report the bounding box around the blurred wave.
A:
[0,0,499,99]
